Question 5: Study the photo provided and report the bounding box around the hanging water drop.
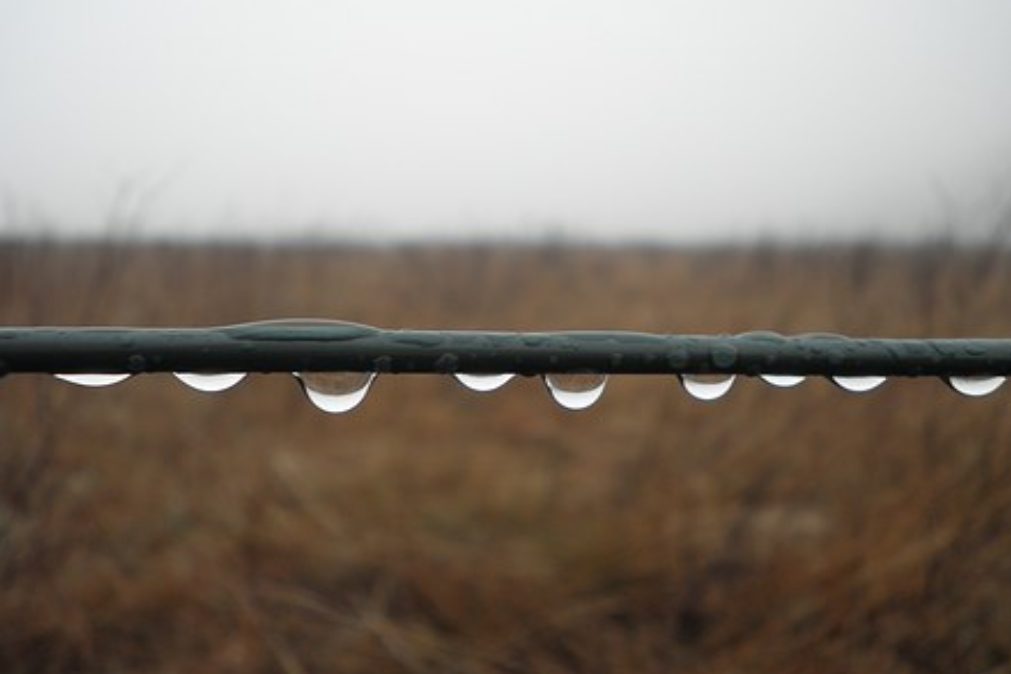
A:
[831,376,886,393]
[760,374,806,388]
[679,373,736,401]
[543,373,607,410]
[174,372,246,393]
[55,373,131,387]
[454,373,515,392]
[296,372,375,413]
[947,375,1005,397]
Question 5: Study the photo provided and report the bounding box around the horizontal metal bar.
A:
[1,320,1009,378]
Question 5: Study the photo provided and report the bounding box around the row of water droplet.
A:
[49,370,1007,413]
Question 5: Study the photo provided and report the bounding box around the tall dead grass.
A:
[1,241,1010,673]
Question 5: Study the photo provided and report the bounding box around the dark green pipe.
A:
[0,321,1009,377]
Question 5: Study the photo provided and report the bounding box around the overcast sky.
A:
[2,1,1010,241]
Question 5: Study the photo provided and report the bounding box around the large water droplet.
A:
[543,373,607,410]
[947,375,1005,397]
[760,374,806,388]
[831,376,886,393]
[679,374,736,401]
[296,372,375,413]
[454,373,515,392]
[174,372,246,393]
[55,373,131,387]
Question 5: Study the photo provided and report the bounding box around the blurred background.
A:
[3,2,1011,672]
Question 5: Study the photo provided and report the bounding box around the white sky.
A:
[1,0,1010,241]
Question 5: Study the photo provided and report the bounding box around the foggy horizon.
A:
[2,1,1011,242]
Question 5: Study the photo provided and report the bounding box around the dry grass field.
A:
[2,240,1011,673]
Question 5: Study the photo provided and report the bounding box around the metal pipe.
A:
[1,320,1009,377]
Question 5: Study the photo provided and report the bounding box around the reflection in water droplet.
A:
[55,373,131,387]
[831,376,886,393]
[679,374,736,401]
[296,371,375,413]
[454,373,515,392]
[543,373,607,410]
[760,374,806,388]
[174,372,246,392]
[948,375,1005,397]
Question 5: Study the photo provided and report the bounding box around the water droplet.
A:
[55,373,131,387]
[174,372,246,393]
[372,355,393,372]
[454,373,515,392]
[391,332,444,347]
[760,374,806,388]
[666,345,690,368]
[543,373,607,410]
[737,330,785,341]
[127,354,146,372]
[679,374,736,401]
[947,375,1005,397]
[434,353,459,372]
[831,376,886,393]
[296,372,375,413]
[710,343,738,369]
[233,318,377,342]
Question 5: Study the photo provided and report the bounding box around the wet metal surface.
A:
[1,320,1010,377]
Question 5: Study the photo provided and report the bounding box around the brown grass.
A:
[2,240,1011,673]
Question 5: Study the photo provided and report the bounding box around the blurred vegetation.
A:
[2,241,1011,673]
